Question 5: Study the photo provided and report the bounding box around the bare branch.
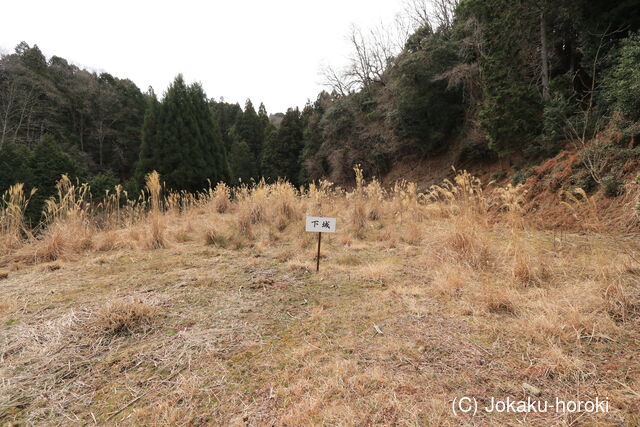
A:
[402,0,459,32]
[320,64,354,97]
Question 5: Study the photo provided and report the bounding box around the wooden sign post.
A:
[305,216,337,272]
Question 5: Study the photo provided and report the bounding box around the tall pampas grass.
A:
[144,171,167,249]
[0,184,35,253]
[31,175,93,262]
[211,182,231,214]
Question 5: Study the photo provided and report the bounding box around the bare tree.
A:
[322,19,409,93]
[345,25,387,86]
[432,0,458,31]
[88,77,121,168]
[403,0,432,29]
[436,17,485,121]
[0,61,41,149]
[320,63,354,97]
[540,10,550,101]
[403,0,459,32]
[0,77,18,149]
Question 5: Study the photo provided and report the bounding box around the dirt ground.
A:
[1,217,638,426]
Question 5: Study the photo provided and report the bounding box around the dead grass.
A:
[142,171,167,249]
[93,300,159,337]
[0,169,638,425]
[203,224,229,248]
[211,182,231,213]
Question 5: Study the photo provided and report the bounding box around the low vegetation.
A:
[0,169,638,424]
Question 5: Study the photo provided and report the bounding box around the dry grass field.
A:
[1,169,639,425]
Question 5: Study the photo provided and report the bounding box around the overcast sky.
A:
[1,0,407,113]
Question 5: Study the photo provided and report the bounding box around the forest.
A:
[1,0,640,222]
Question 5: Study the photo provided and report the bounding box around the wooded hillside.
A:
[2,0,640,223]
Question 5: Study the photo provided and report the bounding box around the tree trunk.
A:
[540,10,550,101]
[0,83,15,150]
[80,113,84,152]
[98,122,104,168]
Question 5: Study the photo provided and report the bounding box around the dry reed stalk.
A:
[270,180,301,231]
[145,171,167,249]
[0,183,35,253]
[211,182,231,213]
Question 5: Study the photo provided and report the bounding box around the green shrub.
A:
[392,34,463,154]
[602,175,624,198]
[491,171,507,181]
[572,169,598,194]
[89,172,120,199]
[601,34,640,121]
[460,141,495,163]
[511,170,528,186]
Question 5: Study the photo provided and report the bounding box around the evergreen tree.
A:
[261,108,303,185]
[28,135,77,221]
[210,100,243,153]
[235,99,262,163]
[458,0,543,155]
[260,124,280,181]
[258,102,269,128]
[228,140,258,184]
[134,89,160,186]
[393,32,463,154]
[0,142,33,194]
[299,106,324,184]
[135,75,227,191]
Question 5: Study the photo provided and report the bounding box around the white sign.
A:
[305,216,337,233]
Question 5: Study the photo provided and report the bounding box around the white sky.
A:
[1,0,406,113]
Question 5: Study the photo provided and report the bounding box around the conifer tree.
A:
[258,103,269,128]
[261,108,303,185]
[234,99,262,166]
[135,75,228,191]
[134,89,160,185]
[28,135,77,220]
[0,142,33,194]
[260,124,280,181]
[228,139,258,184]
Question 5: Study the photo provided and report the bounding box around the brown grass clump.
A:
[431,267,466,298]
[10,176,93,263]
[93,300,159,336]
[511,245,550,286]
[0,184,35,253]
[439,220,493,269]
[350,166,368,235]
[237,182,268,224]
[389,180,422,224]
[236,209,255,239]
[32,223,93,262]
[305,179,334,216]
[94,230,130,251]
[0,270,8,280]
[481,284,517,315]
[364,179,385,221]
[399,221,423,245]
[270,181,301,231]
[203,224,230,248]
[536,345,590,380]
[211,182,231,213]
[600,279,640,322]
[143,171,168,249]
